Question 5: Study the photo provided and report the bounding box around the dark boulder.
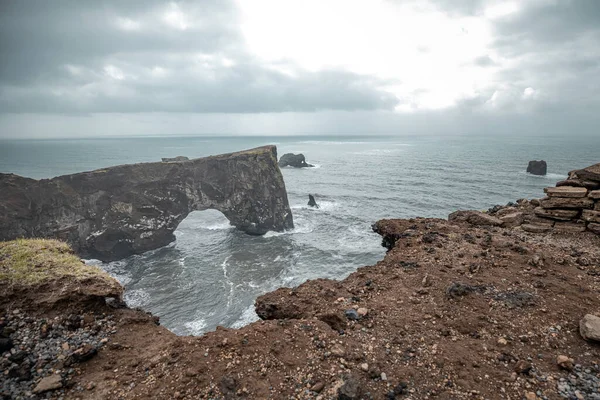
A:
[279,153,314,168]
[527,160,547,176]
[308,194,320,208]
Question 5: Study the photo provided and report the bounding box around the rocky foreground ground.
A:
[1,205,600,399]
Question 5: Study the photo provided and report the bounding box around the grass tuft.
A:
[0,238,114,286]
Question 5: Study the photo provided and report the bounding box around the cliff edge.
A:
[0,146,294,261]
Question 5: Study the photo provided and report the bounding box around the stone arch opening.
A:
[0,146,294,261]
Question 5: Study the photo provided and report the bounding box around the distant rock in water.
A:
[527,160,547,176]
[161,156,189,162]
[0,146,294,262]
[308,194,319,208]
[279,153,314,168]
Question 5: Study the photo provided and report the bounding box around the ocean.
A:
[1,134,598,335]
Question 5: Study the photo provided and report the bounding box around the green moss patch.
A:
[0,238,114,286]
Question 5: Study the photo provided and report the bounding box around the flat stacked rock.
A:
[523,164,600,234]
[449,162,600,236]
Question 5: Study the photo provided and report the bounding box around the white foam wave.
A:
[221,256,234,308]
[230,306,259,329]
[201,222,233,230]
[124,289,150,308]
[184,318,208,335]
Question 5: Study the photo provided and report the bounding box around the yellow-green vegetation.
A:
[0,238,114,286]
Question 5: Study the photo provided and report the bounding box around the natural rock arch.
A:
[0,146,294,261]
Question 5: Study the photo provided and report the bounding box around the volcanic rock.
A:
[448,210,503,226]
[543,186,588,198]
[553,221,586,233]
[33,375,63,394]
[580,314,600,342]
[278,153,314,168]
[588,223,600,234]
[581,210,600,223]
[527,160,547,175]
[308,194,320,208]
[0,146,294,261]
[534,207,580,221]
[521,224,552,233]
[500,212,524,227]
[571,163,600,182]
[539,197,594,209]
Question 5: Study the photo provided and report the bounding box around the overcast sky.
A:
[0,0,599,138]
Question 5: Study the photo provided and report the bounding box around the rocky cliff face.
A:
[0,146,294,261]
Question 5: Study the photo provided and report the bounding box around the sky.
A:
[0,0,599,138]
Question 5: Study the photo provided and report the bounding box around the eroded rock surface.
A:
[527,160,547,175]
[279,153,314,168]
[0,146,293,261]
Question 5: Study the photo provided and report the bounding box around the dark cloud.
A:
[0,0,398,113]
[473,55,496,67]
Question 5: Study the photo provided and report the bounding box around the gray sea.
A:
[1,134,598,335]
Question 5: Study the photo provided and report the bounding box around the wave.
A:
[280,163,321,169]
[200,222,233,231]
[124,289,150,308]
[230,305,259,329]
[184,318,208,335]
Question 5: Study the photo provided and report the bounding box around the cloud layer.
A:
[0,0,599,137]
[0,0,398,114]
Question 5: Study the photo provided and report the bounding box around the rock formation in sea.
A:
[526,160,547,175]
[278,153,314,168]
[308,194,319,208]
[0,146,294,261]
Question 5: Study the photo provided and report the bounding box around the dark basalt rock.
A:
[308,194,319,208]
[527,160,547,175]
[279,153,314,168]
[0,146,294,261]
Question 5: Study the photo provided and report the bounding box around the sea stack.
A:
[527,160,547,175]
[308,194,319,208]
[279,153,314,168]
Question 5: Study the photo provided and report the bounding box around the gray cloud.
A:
[0,0,398,114]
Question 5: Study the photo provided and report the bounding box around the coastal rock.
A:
[308,194,319,208]
[448,211,503,226]
[278,153,314,168]
[521,224,552,233]
[161,156,189,162]
[544,187,588,198]
[553,221,586,233]
[539,197,594,210]
[523,215,555,226]
[534,207,579,221]
[558,178,600,190]
[527,160,547,176]
[580,314,600,342]
[588,223,600,235]
[581,210,600,223]
[0,146,294,261]
[33,375,63,394]
[571,163,600,183]
[500,212,524,227]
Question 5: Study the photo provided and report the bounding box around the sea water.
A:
[1,134,598,335]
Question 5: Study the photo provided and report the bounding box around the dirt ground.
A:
[2,216,600,399]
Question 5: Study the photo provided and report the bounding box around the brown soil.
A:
[3,218,600,399]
